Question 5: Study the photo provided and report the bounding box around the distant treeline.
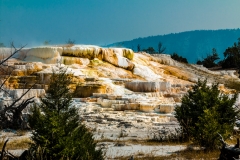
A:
[106,29,240,63]
[135,39,240,68]
[138,38,240,76]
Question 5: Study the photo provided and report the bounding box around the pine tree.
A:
[175,79,239,150]
[28,67,103,159]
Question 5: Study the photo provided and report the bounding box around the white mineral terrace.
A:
[1,44,240,158]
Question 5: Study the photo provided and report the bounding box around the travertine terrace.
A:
[0,45,239,158]
[0,44,239,124]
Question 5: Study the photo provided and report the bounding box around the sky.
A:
[1,0,240,47]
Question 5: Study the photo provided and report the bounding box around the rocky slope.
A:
[1,45,240,158]
[0,45,239,113]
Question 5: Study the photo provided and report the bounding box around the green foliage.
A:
[197,48,219,68]
[171,52,188,63]
[142,47,155,54]
[43,40,51,45]
[137,44,141,52]
[66,38,75,45]
[174,79,239,150]
[222,38,240,69]
[29,67,103,159]
[157,42,166,54]
[225,80,240,92]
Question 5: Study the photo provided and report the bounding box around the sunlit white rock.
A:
[133,63,162,81]
[0,48,17,60]
[139,103,158,113]
[125,81,170,92]
[25,47,63,64]
[159,104,175,113]
[8,89,45,99]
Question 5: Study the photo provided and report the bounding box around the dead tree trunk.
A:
[0,43,35,130]
[219,134,240,160]
[0,139,28,160]
[0,139,9,160]
[0,96,35,130]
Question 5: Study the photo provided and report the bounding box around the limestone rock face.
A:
[22,45,135,71]
[62,57,90,65]
[125,81,171,92]
[62,45,101,60]
[151,54,177,66]
[1,44,239,116]
[125,103,140,110]
[139,103,157,113]
[74,84,106,98]
[7,89,45,99]
[158,104,175,113]
[12,62,43,76]
[133,64,162,81]
[112,48,134,60]
[102,49,134,70]
[97,99,125,108]
[0,48,17,60]
[25,47,62,64]
[111,104,126,111]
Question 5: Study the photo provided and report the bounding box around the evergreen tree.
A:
[137,44,141,52]
[66,38,75,45]
[197,48,219,68]
[171,52,188,63]
[142,47,155,54]
[43,40,51,45]
[175,79,239,150]
[157,42,166,54]
[222,38,240,69]
[29,67,103,159]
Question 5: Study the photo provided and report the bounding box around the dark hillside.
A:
[106,29,240,63]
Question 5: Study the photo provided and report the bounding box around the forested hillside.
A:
[106,29,240,63]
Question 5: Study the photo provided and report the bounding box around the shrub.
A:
[28,67,103,159]
[197,48,219,68]
[171,52,188,63]
[222,38,240,69]
[174,79,239,150]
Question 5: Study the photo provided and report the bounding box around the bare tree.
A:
[0,139,9,160]
[158,42,166,54]
[0,43,35,130]
[43,40,51,45]
[0,138,28,159]
[137,44,141,52]
[218,133,240,160]
[66,38,75,45]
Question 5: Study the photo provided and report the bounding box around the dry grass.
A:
[0,137,32,150]
[131,139,190,146]
[0,130,32,150]
[16,130,28,136]
[0,133,223,159]
[102,138,221,160]
[225,132,240,145]
[97,138,189,146]
[224,79,240,92]
[162,66,191,81]
[158,148,220,160]
[114,148,220,160]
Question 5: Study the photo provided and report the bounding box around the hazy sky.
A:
[1,0,240,47]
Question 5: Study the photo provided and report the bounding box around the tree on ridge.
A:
[29,67,104,159]
[175,79,239,150]
[157,42,166,54]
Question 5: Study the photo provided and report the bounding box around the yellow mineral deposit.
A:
[0,44,238,116]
